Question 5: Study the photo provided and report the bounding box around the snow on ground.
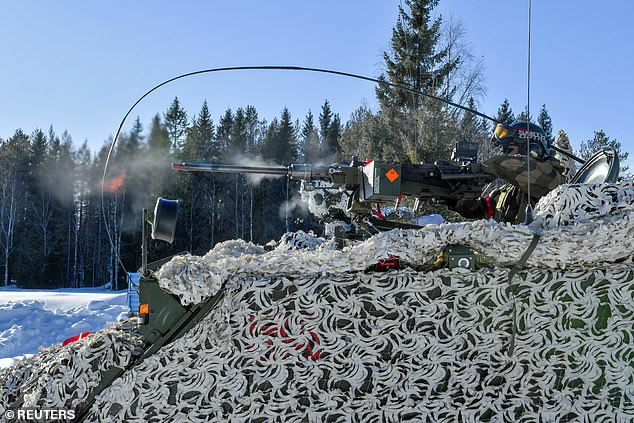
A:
[0,286,129,368]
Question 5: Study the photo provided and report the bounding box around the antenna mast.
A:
[524,0,534,224]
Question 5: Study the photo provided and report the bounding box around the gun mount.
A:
[173,158,495,240]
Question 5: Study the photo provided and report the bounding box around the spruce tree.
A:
[216,108,234,158]
[243,106,261,154]
[477,115,497,161]
[260,118,279,162]
[537,104,554,146]
[0,129,30,286]
[30,129,48,173]
[300,110,320,162]
[278,108,298,163]
[578,130,629,173]
[340,106,377,159]
[228,108,247,157]
[147,114,170,153]
[130,116,144,144]
[184,101,216,161]
[118,116,143,159]
[327,114,342,159]
[164,97,188,152]
[374,0,461,164]
[515,107,534,123]
[178,102,217,255]
[26,129,51,284]
[496,99,515,125]
[319,100,333,159]
[376,0,456,111]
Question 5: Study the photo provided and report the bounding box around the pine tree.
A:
[376,0,457,111]
[340,106,378,159]
[147,113,170,153]
[578,130,629,173]
[300,110,320,162]
[25,129,52,285]
[537,104,554,146]
[130,116,144,144]
[216,108,234,158]
[515,106,535,124]
[184,101,216,161]
[177,102,218,254]
[374,0,460,164]
[243,106,261,154]
[118,116,143,160]
[228,108,247,157]
[327,114,342,159]
[496,99,515,124]
[0,129,30,286]
[278,108,298,163]
[319,100,333,159]
[164,97,188,152]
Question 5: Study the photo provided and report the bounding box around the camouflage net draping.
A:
[0,321,144,415]
[155,182,634,307]
[88,267,633,422]
[2,181,634,422]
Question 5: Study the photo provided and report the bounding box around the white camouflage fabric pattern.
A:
[156,183,634,307]
[532,181,634,227]
[86,266,633,422]
[1,181,633,422]
[0,321,144,415]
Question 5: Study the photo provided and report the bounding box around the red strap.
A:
[371,204,385,220]
[484,194,494,219]
[62,331,95,346]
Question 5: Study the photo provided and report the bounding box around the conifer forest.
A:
[0,0,626,289]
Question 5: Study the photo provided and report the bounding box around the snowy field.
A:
[0,286,129,368]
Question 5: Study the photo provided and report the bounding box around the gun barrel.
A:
[173,163,290,176]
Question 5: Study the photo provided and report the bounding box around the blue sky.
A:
[1,1,632,166]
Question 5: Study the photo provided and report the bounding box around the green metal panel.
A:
[137,276,189,344]
[360,162,402,201]
[446,244,476,270]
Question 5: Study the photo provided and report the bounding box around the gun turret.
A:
[173,159,493,214]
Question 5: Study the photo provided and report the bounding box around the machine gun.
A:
[173,148,495,238]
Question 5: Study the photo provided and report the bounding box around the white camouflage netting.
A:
[0,321,144,415]
[1,180,634,422]
[156,181,634,307]
[90,266,634,422]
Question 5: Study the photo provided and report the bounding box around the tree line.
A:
[0,0,626,289]
[0,99,344,289]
